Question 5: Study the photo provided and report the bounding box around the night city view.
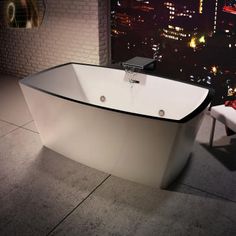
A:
[111,0,236,104]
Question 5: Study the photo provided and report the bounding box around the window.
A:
[111,0,236,104]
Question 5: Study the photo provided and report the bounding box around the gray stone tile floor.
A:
[0,74,235,235]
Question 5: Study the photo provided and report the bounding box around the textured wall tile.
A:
[0,0,109,77]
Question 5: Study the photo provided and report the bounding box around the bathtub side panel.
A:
[20,85,127,172]
[111,118,180,187]
[160,112,205,188]
[20,85,182,187]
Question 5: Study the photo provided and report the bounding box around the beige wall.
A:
[0,0,109,77]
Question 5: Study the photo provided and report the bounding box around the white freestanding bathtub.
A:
[19,63,212,188]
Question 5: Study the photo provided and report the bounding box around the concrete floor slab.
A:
[50,176,236,236]
[172,142,236,202]
[0,128,108,235]
[0,220,43,236]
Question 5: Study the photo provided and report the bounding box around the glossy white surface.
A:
[21,64,209,120]
[20,64,208,188]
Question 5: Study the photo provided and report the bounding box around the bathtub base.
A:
[20,85,204,188]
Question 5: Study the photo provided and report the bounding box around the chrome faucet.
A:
[122,57,156,84]
[124,65,139,84]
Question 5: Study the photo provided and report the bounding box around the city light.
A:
[199,36,205,43]
[111,0,236,104]
[189,38,197,49]
[211,66,218,75]
[199,0,203,14]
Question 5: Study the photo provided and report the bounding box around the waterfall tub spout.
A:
[19,63,212,188]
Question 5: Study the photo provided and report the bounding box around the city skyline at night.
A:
[111,0,236,104]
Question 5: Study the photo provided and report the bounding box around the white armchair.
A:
[209,105,236,146]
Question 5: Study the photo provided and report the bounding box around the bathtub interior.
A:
[20,63,210,121]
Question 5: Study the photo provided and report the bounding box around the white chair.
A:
[209,105,236,146]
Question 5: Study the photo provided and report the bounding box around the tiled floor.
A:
[0,74,235,236]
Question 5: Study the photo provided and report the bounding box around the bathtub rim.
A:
[19,62,214,123]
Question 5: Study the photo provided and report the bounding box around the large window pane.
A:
[111,0,236,104]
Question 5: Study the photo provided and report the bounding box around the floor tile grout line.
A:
[0,127,21,140]
[0,118,33,128]
[18,120,39,134]
[20,120,34,127]
[20,126,39,134]
[46,174,112,236]
[0,119,37,137]
[0,118,20,127]
[182,183,236,203]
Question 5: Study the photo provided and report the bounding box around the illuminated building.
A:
[162,1,203,44]
[161,0,221,44]
[213,0,219,33]
[114,12,132,28]
[199,0,204,14]
[162,24,190,41]
[164,1,197,21]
